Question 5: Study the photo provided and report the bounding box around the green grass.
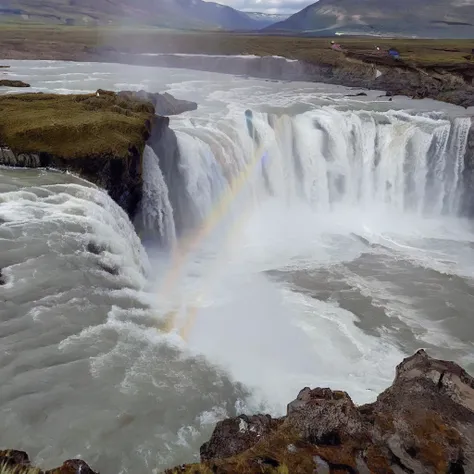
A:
[0,90,154,159]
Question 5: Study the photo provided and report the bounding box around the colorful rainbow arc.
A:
[157,112,286,339]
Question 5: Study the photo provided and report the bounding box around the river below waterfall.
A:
[1,59,474,474]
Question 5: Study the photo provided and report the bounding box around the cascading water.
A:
[144,107,472,244]
[3,59,474,474]
[135,145,176,247]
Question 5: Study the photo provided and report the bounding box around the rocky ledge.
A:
[0,89,196,218]
[1,350,473,474]
[167,349,474,474]
[0,79,30,87]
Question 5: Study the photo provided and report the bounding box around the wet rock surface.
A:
[167,350,474,473]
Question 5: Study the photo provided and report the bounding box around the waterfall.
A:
[135,145,176,247]
[142,108,472,247]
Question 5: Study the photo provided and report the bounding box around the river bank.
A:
[0,27,473,108]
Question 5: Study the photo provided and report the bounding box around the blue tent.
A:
[388,48,400,60]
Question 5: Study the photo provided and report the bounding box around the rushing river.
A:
[1,59,474,474]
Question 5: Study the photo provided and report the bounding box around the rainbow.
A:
[157,111,286,339]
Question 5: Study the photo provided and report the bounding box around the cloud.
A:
[214,0,315,14]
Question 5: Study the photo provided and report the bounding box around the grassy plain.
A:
[0,24,473,69]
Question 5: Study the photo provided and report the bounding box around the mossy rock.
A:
[0,90,155,159]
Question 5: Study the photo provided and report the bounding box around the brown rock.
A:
[0,449,31,468]
[46,459,98,474]
[200,414,282,461]
[285,388,365,446]
[117,90,197,116]
[176,350,474,474]
[367,349,474,473]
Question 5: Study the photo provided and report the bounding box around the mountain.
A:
[0,0,267,29]
[264,0,474,38]
[243,12,290,27]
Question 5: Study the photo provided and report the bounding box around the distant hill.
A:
[264,0,474,38]
[0,0,269,29]
[244,12,290,27]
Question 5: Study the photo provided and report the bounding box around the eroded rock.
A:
[285,387,364,446]
[200,414,282,461]
[169,350,474,474]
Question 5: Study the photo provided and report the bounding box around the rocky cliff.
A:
[1,350,472,474]
[167,349,474,474]
[0,89,196,219]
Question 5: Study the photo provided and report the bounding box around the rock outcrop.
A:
[167,350,474,474]
[117,90,197,116]
[0,89,196,219]
[0,79,30,87]
[1,351,473,473]
[0,450,97,474]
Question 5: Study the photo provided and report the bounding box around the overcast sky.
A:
[214,0,315,14]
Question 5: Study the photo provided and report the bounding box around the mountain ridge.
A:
[0,0,277,29]
[265,0,474,38]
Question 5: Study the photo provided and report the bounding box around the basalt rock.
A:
[168,350,474,474]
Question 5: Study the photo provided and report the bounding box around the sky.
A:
[212,0,315,14]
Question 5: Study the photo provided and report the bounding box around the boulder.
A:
[285,388,365,446]
[200,414,282,461]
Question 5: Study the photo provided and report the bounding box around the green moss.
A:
[0,90,155,159]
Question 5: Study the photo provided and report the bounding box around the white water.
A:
[136,145,176,246]
[145,107,471,244]
[1,60,474,474]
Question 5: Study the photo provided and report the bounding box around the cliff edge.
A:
[167,349,474,474]
[0,89,196,219]
[1,350,473,474]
